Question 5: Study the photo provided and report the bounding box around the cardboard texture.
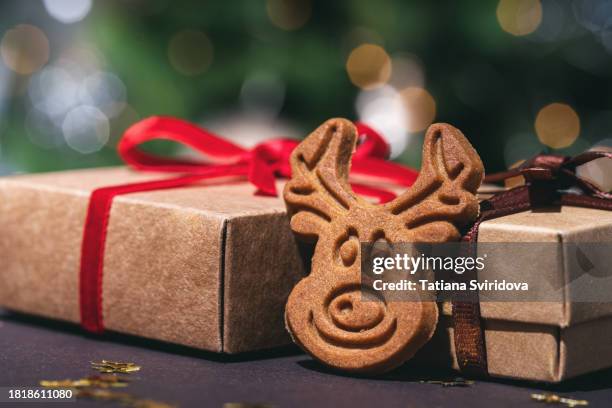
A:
[1,167,612,381]
[419,315,612,382]
[476,205,612,327]
[0,167,304,353]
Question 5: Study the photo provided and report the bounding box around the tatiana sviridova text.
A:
[372,279,529,291]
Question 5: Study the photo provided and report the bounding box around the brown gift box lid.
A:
[0,167,305,353]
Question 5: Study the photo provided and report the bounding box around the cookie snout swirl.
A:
[283,118,484,374]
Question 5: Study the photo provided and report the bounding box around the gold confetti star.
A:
[91,360,141,374]
[531,393,588,407]
[41,375,130,388]
[419,377,475,387]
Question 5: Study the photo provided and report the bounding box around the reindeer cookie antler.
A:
[283,118,484,374]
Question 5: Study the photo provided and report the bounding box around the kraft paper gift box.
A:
[0,167,306,353]
[419,204,612,382]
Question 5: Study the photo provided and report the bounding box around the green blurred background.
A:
[0,0,611,176]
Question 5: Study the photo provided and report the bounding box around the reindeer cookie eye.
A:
[339,239,358,266]
[336,229,359,267]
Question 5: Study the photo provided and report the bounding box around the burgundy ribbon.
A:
[452,151,612,376]
[79,116,419,333]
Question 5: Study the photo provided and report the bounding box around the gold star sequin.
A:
[91,360,141,374]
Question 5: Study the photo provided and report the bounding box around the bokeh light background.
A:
[0,0,611,176]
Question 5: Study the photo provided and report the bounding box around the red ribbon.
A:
[80,116,419,333]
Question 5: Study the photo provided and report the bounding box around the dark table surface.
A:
[1,309,611,408]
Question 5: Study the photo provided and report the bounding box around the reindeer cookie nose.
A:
[283,118,484,374]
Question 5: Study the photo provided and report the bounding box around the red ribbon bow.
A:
[80,116,419,333]
[117,116,418,200]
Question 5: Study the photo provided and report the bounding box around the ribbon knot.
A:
[518,154,567,183]
[117,116,415,198]
[244,139,297,196]
[485,151,612,205]
[523,153,567,171]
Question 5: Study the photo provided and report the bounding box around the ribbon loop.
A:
[118,116,418,196]
[354,122,391,160]
[119,116,249,173]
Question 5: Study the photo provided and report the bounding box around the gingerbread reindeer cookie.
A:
[283,118,484,374]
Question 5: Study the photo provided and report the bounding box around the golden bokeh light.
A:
[1,24,49,75]
[267,0,311,31]
[399,87,436,133]
[346,44,391,90]
[168,30,213,76]
[496,0,542,36]
[535,103,580,149]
